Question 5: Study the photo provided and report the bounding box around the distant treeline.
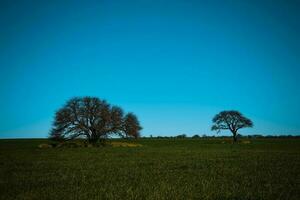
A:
[142,134,300,139]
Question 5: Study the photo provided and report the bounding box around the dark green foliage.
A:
[176,134,187,138]
[1,138,299,200]
[212,110,253,142]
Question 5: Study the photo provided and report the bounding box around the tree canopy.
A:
[211,110,253,142]
[49,97,142,143]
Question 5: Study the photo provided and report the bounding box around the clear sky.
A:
[0,0,299,138]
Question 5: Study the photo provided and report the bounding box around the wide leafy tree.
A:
[49,97,141,143]
[211,110,253,142]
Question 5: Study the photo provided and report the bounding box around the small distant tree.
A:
[49,97,142,143]
[123,113,142,139]
[176,134,187,139]
[192,134,200,139]
[211,110,253,142]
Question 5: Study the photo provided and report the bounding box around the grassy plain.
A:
[0,138,299,200]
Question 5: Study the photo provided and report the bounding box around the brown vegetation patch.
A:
[110,141,142,147]
[38,143,53,149]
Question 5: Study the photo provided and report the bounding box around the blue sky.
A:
[0,0,299,138]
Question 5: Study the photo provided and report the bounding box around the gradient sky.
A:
[0,0,299,138]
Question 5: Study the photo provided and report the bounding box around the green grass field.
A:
[0,138,299,200]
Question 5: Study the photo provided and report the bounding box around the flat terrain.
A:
[0,138,299,200]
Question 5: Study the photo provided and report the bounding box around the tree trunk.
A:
[232,131,237,143]
[86,133,91,142]
[89,131,99,144]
